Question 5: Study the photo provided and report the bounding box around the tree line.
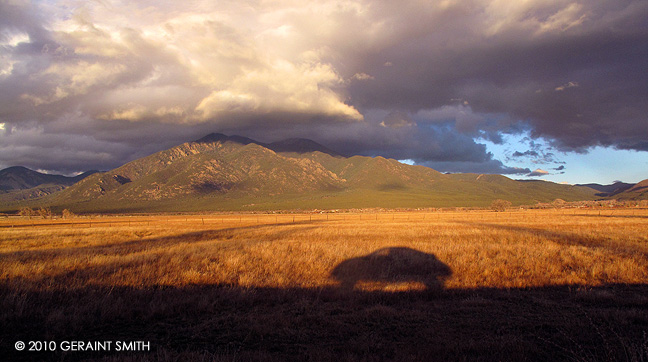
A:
[18,207,75,219]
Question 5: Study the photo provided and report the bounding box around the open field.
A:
[1,209,648,361]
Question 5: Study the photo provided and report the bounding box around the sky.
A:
[0,0,647,184]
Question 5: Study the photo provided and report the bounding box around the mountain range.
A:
[609,179,648,200]
[575,181,634,197]
[0,133,645,212]
[0,166,97,191]
[0,167,98,204]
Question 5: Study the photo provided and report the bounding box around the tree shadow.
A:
[0,220,323,262]
[331,247,452,292]
[570,213,648,220]
[455,221,648,260]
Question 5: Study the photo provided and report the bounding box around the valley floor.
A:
[1,209,647,361]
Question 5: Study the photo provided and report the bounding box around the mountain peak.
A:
[0,166,33,174]
[194,133,343,157]
[267,138,343,157]
[194,133,256,145]
[194,133,228,143]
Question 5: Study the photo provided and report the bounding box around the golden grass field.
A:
[1,209,648,361]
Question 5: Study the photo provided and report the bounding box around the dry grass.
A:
[1,209,647,361]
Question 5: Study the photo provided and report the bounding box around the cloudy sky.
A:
[1,0,647,184]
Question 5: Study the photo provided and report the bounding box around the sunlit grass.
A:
[2,209,646,291]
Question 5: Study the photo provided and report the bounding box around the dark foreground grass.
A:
[2,283,647,361]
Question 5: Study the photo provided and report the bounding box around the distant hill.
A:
[576,181,634,197]
[0,166,98,192]
[610,179,648,200]
[0,166,95,191]
[0,133,601,213]
[0,167,98,203]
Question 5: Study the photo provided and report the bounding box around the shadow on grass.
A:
[331,247,451,291]
[0,220,323,261]
[2,283,647,361]
[569,213,648,220]
[1,246,647,361]
[455,221,648,259]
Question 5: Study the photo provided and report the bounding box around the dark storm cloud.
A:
[0,120,204,174]
[0,1,49,42]
[509,148,559,164]
[0,0,646,175]
[512,150,539,158]
[505,137,567,166]
[345,0,648,152]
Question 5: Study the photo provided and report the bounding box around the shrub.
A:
[490,199,512,212]
[19,207,35,218]
[38,207,52,219]
[552,199,566,208]
[62,209,75,219]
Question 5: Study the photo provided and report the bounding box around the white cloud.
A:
[555,81,579,91]
[194,60,363,122]
[21,61,128,105]
[0,32,29,47]
[7,0,365,126]
[484,1,589,37]
[352,72,374,81]
[528,168,549,177]
[379,112,415,128]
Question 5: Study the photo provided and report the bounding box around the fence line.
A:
[0,208,644,230]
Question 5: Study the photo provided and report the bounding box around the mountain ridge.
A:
[610,179,648,200]
[0,166,99,192]
[195,133,344,157]
[5,133,645,213]
[0,167,100,204]
[575,181,634,197]
[0,133,605,212]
